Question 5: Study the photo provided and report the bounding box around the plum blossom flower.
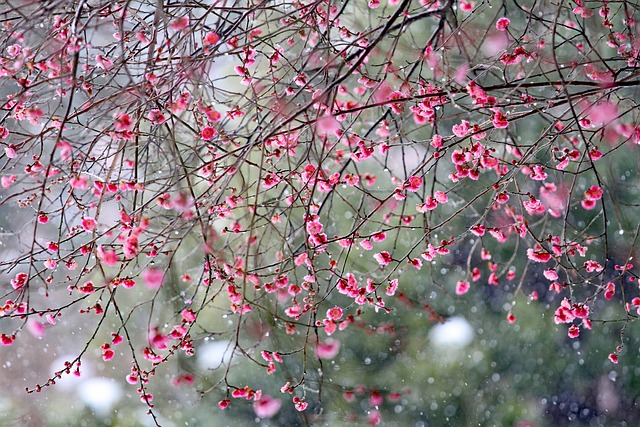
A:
[543,269,558,281]
[604,282,615,300]
[114,113,133,132]
[491,110,509,128]
[584,185,603,201]
[97,245,118,267]
[496,17,510,31]
[434,191,448,203]
[253,395,282,418]
[455,280,470,295]
[527,244,552,262]
[404,175,423,192]
[81,216,96,231]
[373,251,392,266]
[11,272,28,290]
[452,120,470,137]
[201,126,216,140]
[204,31,220,46]
[584,260,603,273]
[326,306,343,321]
[568,325,580,338]
[386,278,398,296]
[293,396,308,411]
[316,338,340,359]
[95,54,113,71]
[142,267,164,289]
[169,16,190,32]
[2,175,16,188]
[459,0,474,12]
[262,172,280,189]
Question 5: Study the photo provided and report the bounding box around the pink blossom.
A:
[434,191,448,203]
[149,328,170,350]
[295,253,309,266]
[416,196,438,212]
[114,113,133,131]
[81,217,96,231]
[373,251,392,266]
[371,231,386,242]
[452,120,470,137]
[306,220,323,235]
[11,272,28,290]
[573,6,594,18]
[1,175,16,188]
[543,269,558,281]
[470,224,486,237]
[262,172,280,189]
[101,344,115,361]
[316,114,340,137]
[431,134,443,148]
[604,282,615,300]
[405,175,423,192]
[169,16,190,32]
[78,281,95,294]
[588,101,618,126]
[455,280,470,295]
[7,44,21,56]
[491,110,509,128]
[568,325,580,338]
[97,245,119,267]
[554,298,575,324]
[147,109,167,124]
[459,0,474,12]
[182,309,196,323]
[584,260,603,273]
[293,396,308,411]
[204,31,220,46]
[27,319,45,338]
[488,273,499,286]
[324,320,337,335]
[142,267,164,289]
[253,395,282,418]
[386,278,398,296]
[199,126,216,141]
[326,306,343,321]
[409,258,423,269]
[95,54,113,71]
[316,338,340,359]
[496,192,509,203]
[69,176,89,189]
[496,17,510,31]
[584,185,603,201]
[4,144,16,158]
[529,165,547,181]
[581,199,596,210]
[368,410,382,425]
[1,334,13,346]
[589,148,602,161]
[527,246,551,263]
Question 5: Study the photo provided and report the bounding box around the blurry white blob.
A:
[429,316,474,349]
[77,377,122,416]
[197,340,233,371]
